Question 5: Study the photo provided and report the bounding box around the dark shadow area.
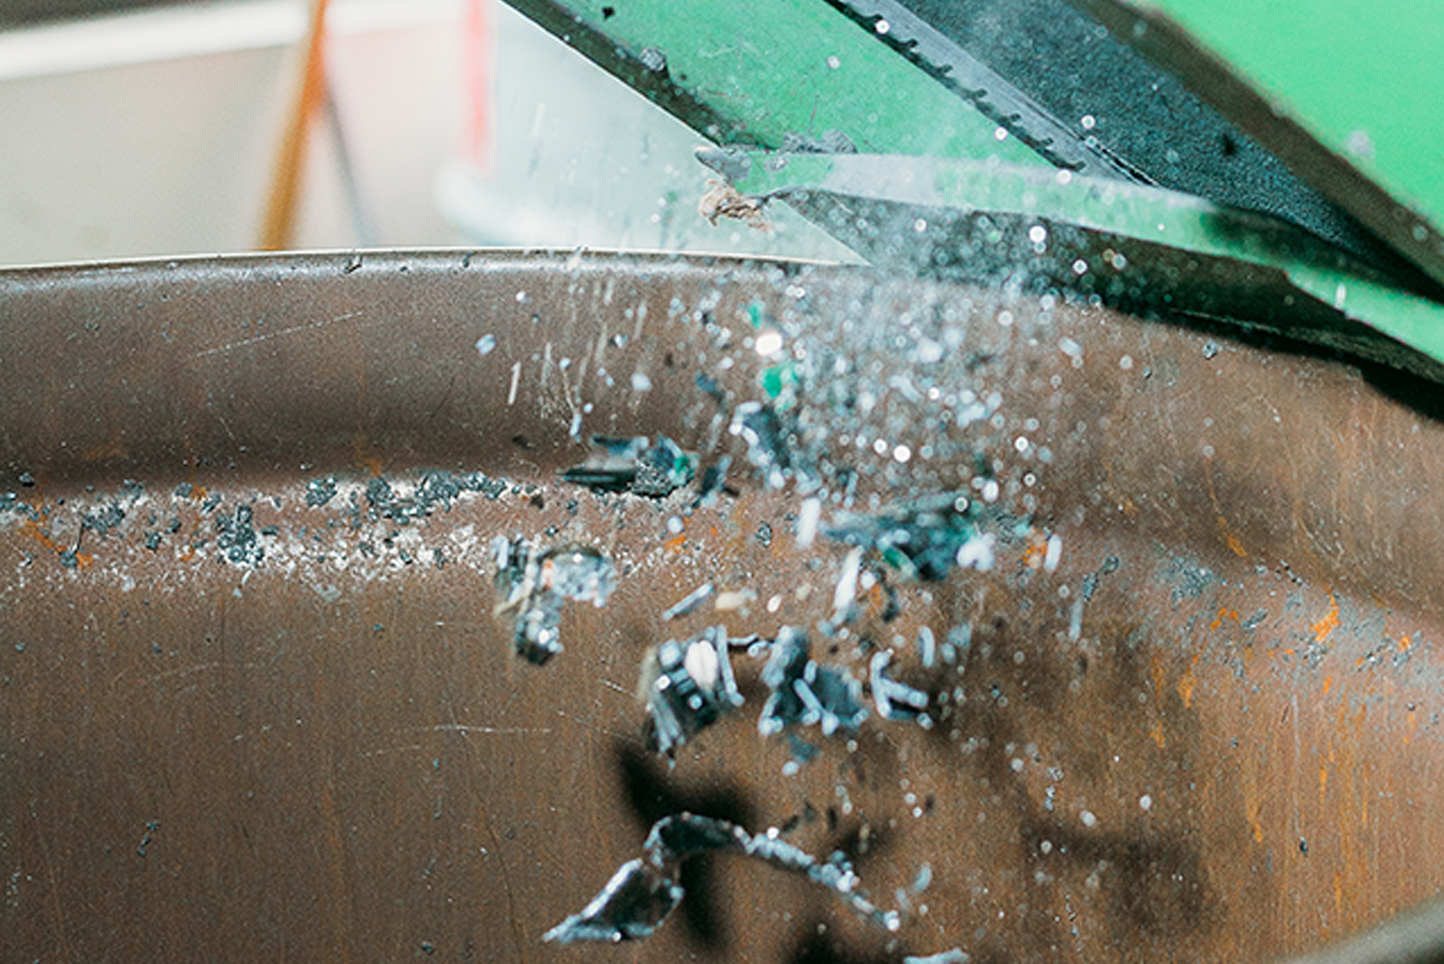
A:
[613,738,756,953]
[787,923,902,964]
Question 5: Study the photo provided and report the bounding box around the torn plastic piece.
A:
[870,651,932,727]
[661,582,714,621]
[541,858,683,943]
[832,547,864,620]
[826,492,984,581]
[916,626,937,669]
[694,455,731,507]
[904,950,971,964]
[758,628,868,738]
[640,627,743,756]
[729,401,791,489]
[545,813,894,944]
[492,536,616,665]
[561,435,697,498]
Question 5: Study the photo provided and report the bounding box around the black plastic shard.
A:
[758,628,868,738]
[545,813,896,944]
[492,536,617,665]
[729,401,792,488]
[825,492,992,580]
[561,435,697,497]
[541,858,684,943]
[640,628,743,756]
[644,811,750,861]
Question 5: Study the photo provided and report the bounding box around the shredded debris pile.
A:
[561,435,697,498]
[757,627,868,738]
[826,492,995,580]
[544,812,895,943]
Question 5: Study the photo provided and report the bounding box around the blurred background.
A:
[0,0,860,266]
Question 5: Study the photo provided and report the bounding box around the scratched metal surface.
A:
[3,250,1444,963]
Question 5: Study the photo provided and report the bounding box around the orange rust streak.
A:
[1312,592,1340,642]
[20,519,61,553]
[1209,607,1239,631]
[1177,653,1201,708]
[1149,721,1166,748]
[1398,635,1412,653]
[1323,675,1333,696]
[663,534,687,552]
[1203,458,1247,557]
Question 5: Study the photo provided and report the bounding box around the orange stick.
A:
[257,0,332,251]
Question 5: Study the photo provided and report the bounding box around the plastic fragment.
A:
[729,401,791,488]
[561,435,696,497]
[870,651,931,727]
[493,536,616,665]
[641,627,743,756]
[758,628,868,738]
[662,582,714,621]
[545,813,893,943]
[826,492,984,581]
[904,950,970,964]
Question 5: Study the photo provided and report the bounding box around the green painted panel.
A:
[721,151,1444,379]
[521,0,1044,164]
[1126,0,1444,238]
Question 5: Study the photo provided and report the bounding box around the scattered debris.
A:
[639,627,743,756]
[796,496,822,547]
[713,588,757,613]
[492,536,616,665]
[729,402,792,488]
[780,129,859,154]
[366,470,507,523]
[305,475,337,507]
[870,651,932,727]
[904,949,971,964]
[698,179,772,231]
[544,812,894,943]
[831,547,864,621]
[216,504,263,566]
[826,492,994,580]
[694,455,731,507]
[758,628,868,738]
[561,436,697,498]
[661,582,714,621]
[916,626,937,669]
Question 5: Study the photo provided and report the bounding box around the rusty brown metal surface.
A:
[3,250,1444,963]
